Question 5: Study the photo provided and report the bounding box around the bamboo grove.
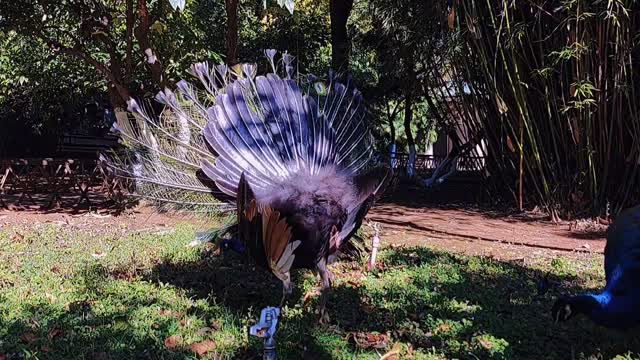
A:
[433,0,640,220]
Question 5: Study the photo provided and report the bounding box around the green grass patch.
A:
[0,224,638,359]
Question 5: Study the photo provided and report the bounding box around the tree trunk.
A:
[109,82,131,109]
[329,0,354,73]
[389,112,397,168]
[226,0,239,65]
[125,0,134,78]
[389,114,396,141]
[135,0,165,89]
[404,51,416,178]
[404,91,416,178]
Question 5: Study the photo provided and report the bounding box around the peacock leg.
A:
[279,272,293,308]
[317,258,333,324]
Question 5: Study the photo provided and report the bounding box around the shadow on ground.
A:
[149,247,639,359]
[0,190,136,216]
[1,245,637,359]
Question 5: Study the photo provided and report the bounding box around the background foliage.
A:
[440,0,640,218]
[1,0,639,217]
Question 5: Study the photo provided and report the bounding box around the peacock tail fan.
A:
[101,49,388,248]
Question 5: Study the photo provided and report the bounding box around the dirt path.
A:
[367,203,606,261]
[0,206,189,236]
[1,202,607,262]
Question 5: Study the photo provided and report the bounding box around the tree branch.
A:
[125,0,134,77]
[330,0,354,73]
[43,36,130,104]
[135,0,165,88]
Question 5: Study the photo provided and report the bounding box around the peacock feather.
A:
[102,50,391,322]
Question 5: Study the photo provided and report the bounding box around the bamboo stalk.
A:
[425,0,639,217]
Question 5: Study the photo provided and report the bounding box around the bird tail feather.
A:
[102,51,376,213]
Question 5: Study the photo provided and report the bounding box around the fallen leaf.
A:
[11,232,24,242]
[478,337,493,350]
[45,292,57,302]
[190,340,216,357]
[380,342,402,360]
[350,331,390,350]
[435,323,452,334]
[20,331,38,343]
[302,289,320,304]
[91,251,107,259]
[41,345,52,353]
[164,335,183,350]
[48,328,63,339]
[196,327,212,336]
[209,320,222,331]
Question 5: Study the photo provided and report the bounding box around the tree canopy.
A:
[1,0,638,216]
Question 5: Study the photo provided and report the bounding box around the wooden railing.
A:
[0,152,487,210]
[0,158,130,209]
[383,152,485,174]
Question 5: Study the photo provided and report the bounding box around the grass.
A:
[0,223,639,359]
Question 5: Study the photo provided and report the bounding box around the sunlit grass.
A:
[0,224,638,359]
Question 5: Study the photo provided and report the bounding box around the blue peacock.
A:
[103,50,390,323]
[552,205,640,328]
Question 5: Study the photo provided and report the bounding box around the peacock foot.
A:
[318,306,331,325]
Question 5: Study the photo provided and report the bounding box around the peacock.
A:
[551,205,640,328]
[103,50,390,323]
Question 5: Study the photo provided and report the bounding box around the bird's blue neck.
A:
[574,291,640,328]
[570,293,608,315]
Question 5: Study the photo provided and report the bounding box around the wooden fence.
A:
[0,158,129,209]
[384,152,485,174]
[0,152,487,210]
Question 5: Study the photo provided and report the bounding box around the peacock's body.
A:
[104,50,389,321]
[552,205,640,328]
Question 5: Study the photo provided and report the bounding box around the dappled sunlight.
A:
[0,224,637,359]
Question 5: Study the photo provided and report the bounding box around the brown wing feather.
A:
[271,215,292,260]
[236,174,265,262]
[236,174,297,276]
[245,199,258,221]
[261,207,273,257]
[261,207,292,264]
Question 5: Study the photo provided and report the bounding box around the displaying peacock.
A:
[552,205,640,328]
[102,50,390,323]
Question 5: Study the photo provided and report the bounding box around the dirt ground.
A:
[0,195,607,263]
[0,204,188,237]
[368,203,606,259]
